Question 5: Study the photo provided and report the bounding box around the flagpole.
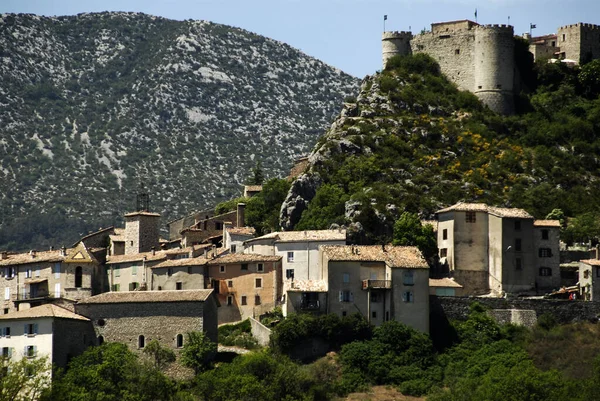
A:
[383,15,387,32]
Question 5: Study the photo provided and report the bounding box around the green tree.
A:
[245,178,290,235]
[546,208,565,226]
[143,339,176,370]
[180,331,217,374]
[295,184,349,230]
[579,59,600,98]
[250,160,265,185]
[0,356,51,401]
[392,212,437,259]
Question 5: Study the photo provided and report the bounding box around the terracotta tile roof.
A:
[247,229,347,243]
[106,251,166,264]
[580,259,600,266]
[429,278,463,288]
[209,253,281,264]
[152,257,208,268]
[124,211,161,217]
[534,220,561,227]
[78,289,214,304]
[322,245,428,269]
[228,227,256,236]
[0,249,65,266]
[0,304,89,321]
[286,279,328,292]
[244,185,263,192]
[436,202,533,219]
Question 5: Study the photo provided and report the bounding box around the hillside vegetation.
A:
[0,12,359,250]
[283,50,600,243]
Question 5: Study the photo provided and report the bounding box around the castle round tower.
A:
[382,31,413,69]
[473,25,515,115]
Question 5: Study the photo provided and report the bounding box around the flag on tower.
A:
[384,15,388,21]
[474,9,478,19]
[530,23,537,29]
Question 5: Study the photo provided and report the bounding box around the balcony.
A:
[362,280,392,290]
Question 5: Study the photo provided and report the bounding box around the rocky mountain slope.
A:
[281,54,600,243]
[0,12,359,250]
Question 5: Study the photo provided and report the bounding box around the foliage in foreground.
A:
[0,356,50,401]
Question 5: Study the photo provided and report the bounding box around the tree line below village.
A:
[5,303,600,400]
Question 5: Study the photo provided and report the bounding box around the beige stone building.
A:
[0,304,94,371]
[75,290,218,357]
[429,278,463,296]
[436,202,560,296]
[0,243,103,314]
[316,245,429,332]
[206,253,282,324]
[579,258,600,301]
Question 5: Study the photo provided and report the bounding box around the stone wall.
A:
[558,23,600,63]
[249,317,271,347]
[488,309,538,328]
[431,295,600,324]
[382,31,413,68]
[52,318,96,369]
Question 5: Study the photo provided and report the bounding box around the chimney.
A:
[0,251,7,260]
[211,244,217,259]
[382,244,386,252]
[49,246,54,251]
[204,248,208,258]
[30,250,36,258]
[237,203,246,227]
[151,247,156,256]
[60,246,67,257]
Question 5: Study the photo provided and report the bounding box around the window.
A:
[230,244,237,253]
[1,347,10,358]
[442,229,448,240]
[211,280,220,294]
[440,248,448,258]
[286,269,294,279]
[176,282,183,290]
[402,291,414,303]
[241,264,248,271]
[132,265,138,276]
[26,268,32,278]
[228,280,233,288]
[176,334,184,348]
[25,345,36,358]
[114,265,120,277]
[287,252,294,262]
[515,258,522,270]
[1,327,10,337]
[241,295,247,305]
[342,273,350,283]
[542,229,549,240]
[403,271,414,286]
[255,295,261,305]
[339,290,353,303]
[54,283,61,298]
[129,282,140,291]
[215,222,223,230]
[455,48,460,55]
[342,311,347,317]
[98,335,104,345]
[371,293,380,303]
[54,263,61,278]
[257,263,264,272]
[465,212,476,223]
[227,295,233,306]
[514,220,521,231]
[4,288,9,301]
[97,319,106,327]
[138,335,145,349]
[515,238,522,252]
[111,284,120,292]
[372,311,377,318]
[539,248,553,258]
[219,265,225,273]
[255,278,263,288]
[563,33,566,41]
[539,267,552,277]
[24,323,37,336]
[35,266,40,277]
[75,266,83,288]
[168,267,173,276]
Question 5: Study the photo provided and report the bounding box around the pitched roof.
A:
[247,229,347,244]
[151,257,208,268]
[436,202,533,218]
[124,211,161,218]
[244,185,263,192]
[0,304,89,321]
[580,259,600,266]
[106,251,166,264]
[0,249,65,267]
[533,220,561,227]
[209,253,281,264]
[286,279,328,292]
[228,227,256,236]
[322,245,428,269]
[78,289,214,304]
[429,278,463,288]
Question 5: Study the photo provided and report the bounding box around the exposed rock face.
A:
[280,173,322,230]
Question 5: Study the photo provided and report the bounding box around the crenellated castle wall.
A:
[558,23,600,63]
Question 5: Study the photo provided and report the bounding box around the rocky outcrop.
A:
[279,173,322,230]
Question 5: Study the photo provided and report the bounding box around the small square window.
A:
[542,229,549,240]
[241,295,247,305]
[228,280,233,288]
[403,271,414,286]
[371,293,380,302]
[343,273,350,283]
[442,229,448,240]
[257,263,264,272]
[287,252,294,262]
[241,264,248,271]
[342,311,347,317]
[230,244,237,253]
[440,248,448,258]
[372,311,377,318]
[255,278,262,288]
[455,48,460,55]
[176,282,183,290]
[227,295,233,306]
[26,345,36,358]
[465,212,476,223]
[255,295,261,305]
[286,269,294,279]
[402,291,414,303]
[25,268,32,278]
[220,265,225,273]
[539,267,552,277]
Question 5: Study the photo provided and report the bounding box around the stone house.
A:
[74,289,218,356]
[429,278,463,296]
[243,229,346,316]
[206,253,282,324]
[436,202,560,296]
[150,256,208,291]
[0,304,94,371]
[0,243,103,314]
[243,185,262,198]
[223,224,255,254]
[579,258,600,301]
[320,245,430,333]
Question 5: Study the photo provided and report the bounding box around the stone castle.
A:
[382,20,600,115]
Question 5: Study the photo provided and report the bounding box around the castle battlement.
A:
[559,23,600,30]
[477,24,514,32]
[382,31,412,38]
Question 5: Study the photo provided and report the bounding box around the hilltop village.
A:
[3,17,600,390]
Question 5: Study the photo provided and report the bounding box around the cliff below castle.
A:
[0,12,359,250]
[281,54,600,243]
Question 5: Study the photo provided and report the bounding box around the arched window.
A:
[98,335,104,345]
[176,334,184,348]
[138,335,145,349]
[75,266,83,288]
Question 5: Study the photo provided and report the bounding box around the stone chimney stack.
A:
[30,250,36,258]
[0,251,7,260]
[237,203,246,227]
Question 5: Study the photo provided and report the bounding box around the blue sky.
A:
[3,0,600,77]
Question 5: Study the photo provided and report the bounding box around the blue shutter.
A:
[23,324,27,336]
[33,324,38,334]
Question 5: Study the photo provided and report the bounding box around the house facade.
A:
[320,245,430,333]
